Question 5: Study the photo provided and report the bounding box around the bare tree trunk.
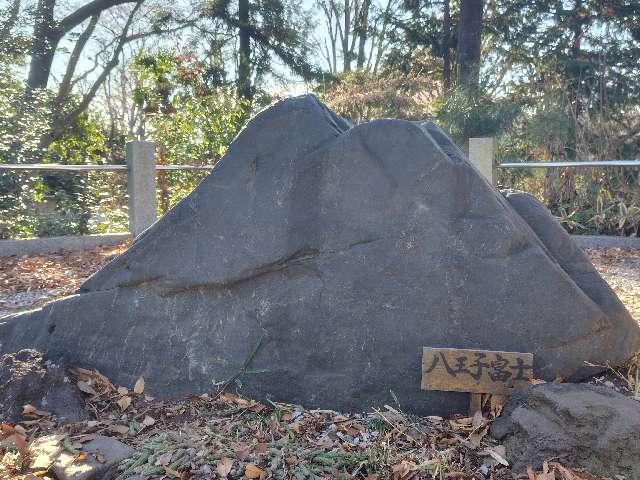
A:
[456,0,483,91]
[356,0,369,68]
[331,33,337,72]
[9,0,142,162]
[25,0,140,99]
[442,0,451,90]
[319,1,338,73]
[56,14,100,103]
[566,0,585,159]
[342,0,351,71]
[0,0,21,45]
[237,0,252,101]
[372,0,393,73]
[26,0,59,98]
[42,2,142,150]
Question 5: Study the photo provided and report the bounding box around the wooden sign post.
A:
[421,347,534,395]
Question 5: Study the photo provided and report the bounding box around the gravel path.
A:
[585,247,640,322]
[1,243,638,322]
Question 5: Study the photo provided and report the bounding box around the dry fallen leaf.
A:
[73,451,87,463]
[13,433,29,457]
[254,443,269,454]
[1,422,14,436]
[248,401,266,413]
[489,394,506,418]
[117,396,132,411]
[216,457,233,477]
[244,463,265,479]
[481,445,509,466]
[391,460,419,480]
[468,426,488,446]
[142,415,155,427]
[449,417,473,431]
[133,376,145,395]
[231,442,251,461]
[155,451,173,466]
[77,380,97,395]
[109,424,130,435]
[472,410,484,429]
[164,466,182,478]
[22,405,37,416]
[534,464,556,480]
[548,462,607,480]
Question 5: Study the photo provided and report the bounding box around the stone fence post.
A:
[126,141,157,237]
[468,137,496,186]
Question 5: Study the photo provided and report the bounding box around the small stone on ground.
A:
[491,382,640,479]
[28,434,133,480]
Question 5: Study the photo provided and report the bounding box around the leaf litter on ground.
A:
[0,367,612,480]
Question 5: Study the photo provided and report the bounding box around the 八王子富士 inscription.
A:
[421,347,534,394]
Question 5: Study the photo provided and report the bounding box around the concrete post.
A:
[468,137,496,186]
[126,141,157,237]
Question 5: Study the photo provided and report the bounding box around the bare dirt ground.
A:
[1,243,638,322]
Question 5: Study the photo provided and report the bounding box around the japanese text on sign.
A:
[421,347,534,394]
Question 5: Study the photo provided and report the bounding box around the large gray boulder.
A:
[491,383,640,478]
[0,95,638,416]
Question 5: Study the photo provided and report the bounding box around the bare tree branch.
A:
[57,14,100,103]
[51,2,143,139]
[60,0,139,33]
[0,0,21,44]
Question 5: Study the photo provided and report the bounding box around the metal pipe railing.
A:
[0,164,127,171]
[0,164,214,171]
[0,143,216,236]
[499,160,640,168]
[3,138,639,237]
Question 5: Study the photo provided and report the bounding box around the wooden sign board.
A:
[421,347,534,395]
